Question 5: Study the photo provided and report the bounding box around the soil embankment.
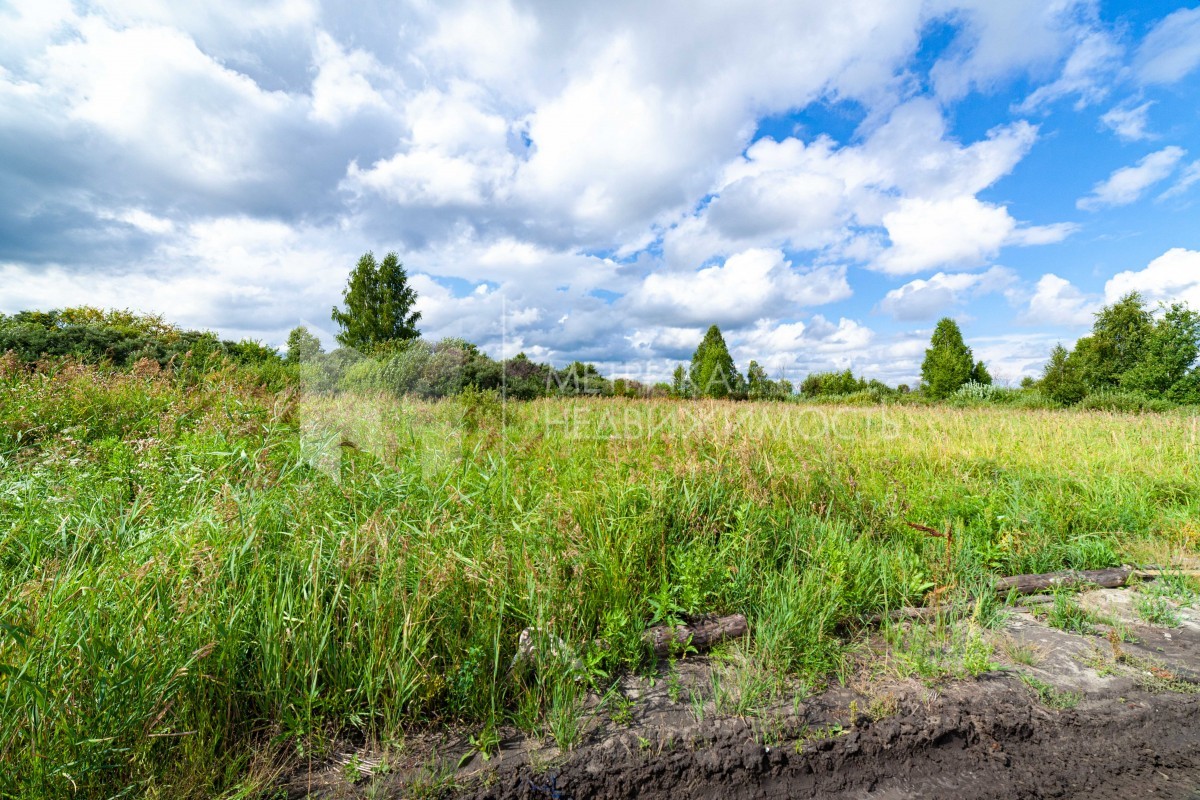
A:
[286,586,1200,799]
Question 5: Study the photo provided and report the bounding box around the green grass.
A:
[1020,674,1082,710]
[1,367,1197,797]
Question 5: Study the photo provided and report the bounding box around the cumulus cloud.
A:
[626,249,851,327]
[0,0,1165,379]
[1076,146,1186,210]
[1105,248,1200,308]
[877,196,1015,273]
[879,266,1016,320]
[662,100,1066,276]
[308,31,390,125]
[1020,273,1096,326]
[1134,7,1200,85]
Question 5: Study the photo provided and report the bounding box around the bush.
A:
[801,369,866,397]
[1076,390,1176,414]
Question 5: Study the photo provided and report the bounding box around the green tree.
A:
[921,318,979,399]
[1040,343,1087,405]
[800,369,865,397]
[671,364,690,398]
[285,325,324,363]
[970,359,992,385]
[746,360,769,400]
[689,324,743,399]
[1080,292,1153,389]
[331,251,422,351]
[1120,303,1200,396]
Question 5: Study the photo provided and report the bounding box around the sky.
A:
[2,1,1200,386]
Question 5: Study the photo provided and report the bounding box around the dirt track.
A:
[286,587,1200,800]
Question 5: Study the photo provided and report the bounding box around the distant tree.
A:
[671,364,690,398]
[285,325,324,363]
[970,359,992,385]
[1082,292,1153,389]
[746,360,769,400]
[331,251,421,351]
[800,369,865,397]
[1120,303,1200,396]
[921,318,979,399]
[689,325,743,399]
[224,338,281,366]
[1040,344,1087,405]
[552,361,610,396]
[1041,293,1200,405]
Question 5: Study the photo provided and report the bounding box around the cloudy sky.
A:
[2,1,1200,384]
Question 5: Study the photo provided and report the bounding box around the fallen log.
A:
[994,566,1133,596]
[643,614,748,658]
[872,567,1198,625]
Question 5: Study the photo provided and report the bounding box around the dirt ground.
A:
[283,586,1200,800]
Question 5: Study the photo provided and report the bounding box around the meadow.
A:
[1,360,1198,798]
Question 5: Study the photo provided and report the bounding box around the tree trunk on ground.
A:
[644,614,748,658]
[994,567,1133,596]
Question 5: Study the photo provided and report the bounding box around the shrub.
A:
[1077,390,1176,414]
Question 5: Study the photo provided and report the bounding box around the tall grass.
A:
[1,369,1197,797]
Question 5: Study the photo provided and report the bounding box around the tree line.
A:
[2,248,1197,410]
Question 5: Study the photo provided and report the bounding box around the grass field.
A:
[1,362,1198,797]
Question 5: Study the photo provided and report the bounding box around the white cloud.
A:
[0,0,1156,377]
[1100,100,1155,142]
[308,32,390,124]
[879,266,1016,320]
[971,332,1076,383]
[1158,160,1200,201]
[730,316,877,377]
[1076,146,1186,210]
[1020,273,1096,325]
[1135,7,1200,85]
[1017,28,1122,111]
[1105,248,1200,308]
[0,215,351,345]
[663,100,1062,275]
[928,0,1108,102]
[343,85,515,206]
[34,17,296,189]
[96,207,176,235]
[876,196,1014,274]
[627,248,851,327]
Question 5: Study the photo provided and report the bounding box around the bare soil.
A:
[283,587,1200,800]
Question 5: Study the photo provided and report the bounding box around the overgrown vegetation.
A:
[1,342,1197,796]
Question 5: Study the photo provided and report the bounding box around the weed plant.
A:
[0,366,1197,796]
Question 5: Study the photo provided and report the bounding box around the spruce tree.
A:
[331,251,422,351]
[689,324,743,399]
[921,318,977,399]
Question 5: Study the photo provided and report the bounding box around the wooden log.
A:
[644,614,748,658]
[993,566,1133,596]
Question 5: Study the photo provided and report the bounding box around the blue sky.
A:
[2,1,1200,385]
